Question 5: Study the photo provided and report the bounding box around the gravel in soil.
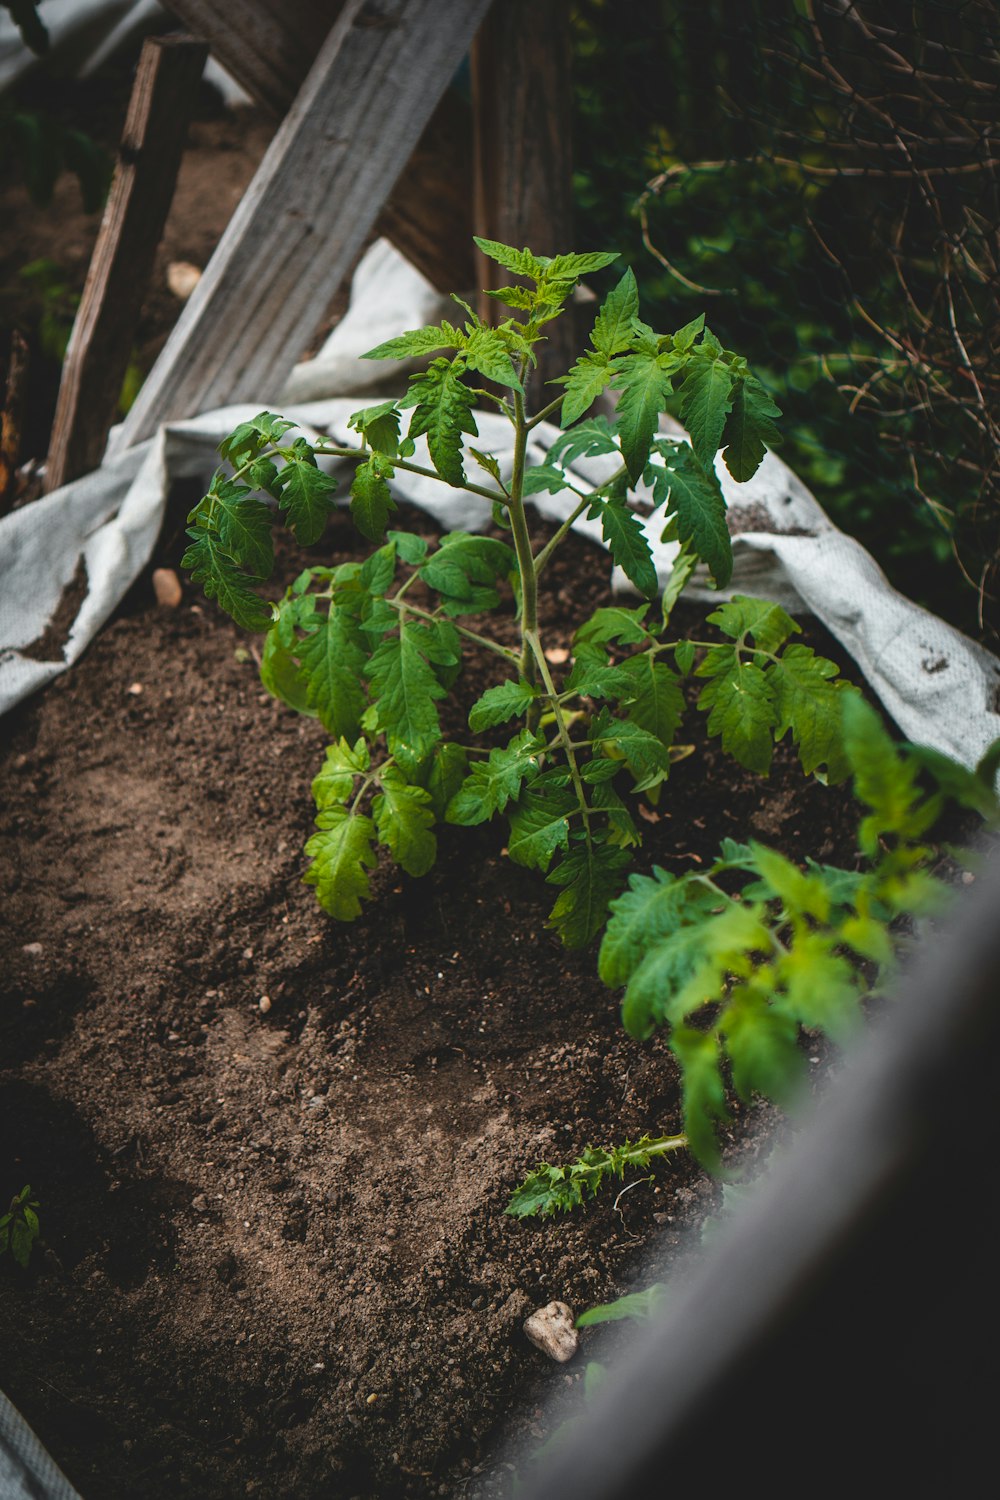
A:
[0,496,865,1499]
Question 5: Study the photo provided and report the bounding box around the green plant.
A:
[183,238,854,946]
[0,1185,40,1267]
[506,1133,687,1220]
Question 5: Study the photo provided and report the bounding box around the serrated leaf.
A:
[312,737,369,809]
[773,935,860,1045]
[564,659,635,700]
[841,695,923,851]
[592,711,673,792]
[350,458,396,542]
[278,445,337,545]
[575,605,651,649]
[303,808,377,920]
[420,532,515,610]
[661,548,696,627]
[522,464,572,497]
[546,840,630,947]
[483,284,536,311]
[296,600,368,739]
[670,314,705,352]
[260,627,313,714]
[653,446,732,586]
[546,250,620,280]
[546,415,620,468]
[591,268,640,357]
[417,741,469,820]
[348,400,401,456]
[506,783,578,870]
[577,1285,669,1326]
[362,323,464,361]
[600,867,717,988]
[402,358,478,486]
[469,447,503,485]
[468,679,538,732]
[372,769,436,877]
[721,375,782,482]
[386,529,428,565]
[769,645,851,781]
[697,657,778,773]
[219,411,295,464]
[906,741,1000,822]
[447,729,544,824]
[706,595,799,653]
[464,326,523,390]
[473,236,547,278]
[558,353,613,427]
[612,351,674,482]
[365,623,446,768]
[746,841,831,922]
[181,530,272,632]
[674,640,696,676]
[678,355,736,467]
[212,482,274,578]
[619,656,684,747]
[590,496,658,597]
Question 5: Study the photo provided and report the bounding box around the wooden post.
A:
[471,0,575,396]
[113,0,491,451]
[0,329,29,517]
[44,35,208,492]
[161,0,474,292]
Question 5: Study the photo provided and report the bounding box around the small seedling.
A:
[0,1185,40,1267]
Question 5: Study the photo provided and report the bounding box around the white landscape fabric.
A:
[2,239,999,774]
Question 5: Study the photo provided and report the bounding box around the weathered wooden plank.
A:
[115,0,490,450]
[471,0,576,391]
[44,36,208,491]
[161,0,473,290]
[1,329,29,516]
[160,0,344,119]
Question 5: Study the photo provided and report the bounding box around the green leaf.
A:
[417,741,469,820]
[773,935,860,1045]
[592,712,673,792]
[678,355,736,467]
[212,481,274,578]
[347,400,401,456]
[546,415,620,468]
[219,411,295,465]
[386,529,428,565]
[600,867,717,988]
[707,596,799,654]
[558,353,613,427]
[446,729,544,825]
[619,656,684,747]
[591,496,658,597]
[260,627,313,715]
[469,447,503,485]
[402,358,478,486]
[472,237,547,279]
[745,841,831,923]
[546,249,620,280]
[841,695,923,851]
[365,622,447,768]
[296,600,368,739]
[723,986,804,1105]
[574,605,651,649]
[697,657,778,773]
[420,532,515,612]
[671,1026,728,1171]
[591,268,640,357]
[312,738,369,810]
[362,323,464,361]
[612,352,674,483]
[577,1284,669,1327]
[906,741,1000,822]
[350,458,396,542]
[546,840,630,947]
[522,463,572,497]
[464,326,523,390]
[278,444,337,544]
[661,548,696,627]
[675,639,696,676]
[769,645,852,781]
[669,313,705,352]
[372,768,436,877]
[181,530,272,632]
[653,446,731,587]
[506,784,577,870]
[468,679,538,732]
[303,807,378,920]
[721,375,782,483]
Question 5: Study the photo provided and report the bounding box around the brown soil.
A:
[1,492,865,1499]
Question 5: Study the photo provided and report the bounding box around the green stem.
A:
[533,495,594,581]
[507,387,539,687]
[383,595,519,663]
[308,442,507,508]
[526,395,566,429]
[528,632,592,837]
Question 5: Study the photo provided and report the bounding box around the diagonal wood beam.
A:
[115,0,488,450]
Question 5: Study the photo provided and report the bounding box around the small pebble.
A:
[127,681,144,696]
[523,1301,579,1363]
[366,1393,378,1405]
[167,261,202,300]
[152,568,183,607]
[22,942,43,957]
[544,646,571,665]
[258,995,272,1014]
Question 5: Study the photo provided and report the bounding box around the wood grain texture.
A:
[44,36,208,492]
[161,0,473,290]
[115,0,490,450]
[160,0,344,118]
[471,0,575,393]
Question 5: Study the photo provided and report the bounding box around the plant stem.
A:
[309,442,507,508]
[507,388,539,686]
[533,495,594,581]
[527,632,592,837]
[384,595,519,663]
[526,395,566,429]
